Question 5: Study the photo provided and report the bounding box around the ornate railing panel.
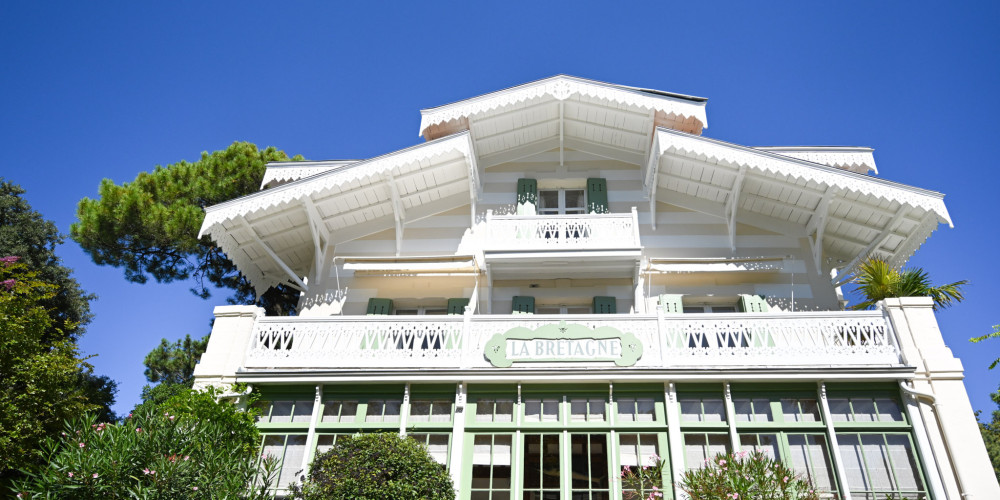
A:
[242,311,900,369]
[484,210,641,251]
[659,312,898,366]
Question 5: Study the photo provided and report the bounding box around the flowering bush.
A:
[290,432,454,500]
[10,387,278,499]
[621,453,667,499]
[680,450,821,500]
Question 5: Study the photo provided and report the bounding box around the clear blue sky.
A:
[2,2,998,419]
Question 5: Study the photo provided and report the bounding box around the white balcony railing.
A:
[483,209,641,251]
[243,311,900,370]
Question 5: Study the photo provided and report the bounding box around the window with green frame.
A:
[837,432,926,499]
[410,433,451,466]
[678,385,729,471]
[729,386,836,496]
[261,433,308,491]
[469,433,514,500]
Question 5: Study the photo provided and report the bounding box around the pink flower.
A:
[719,459,727,465]
[136,427,142,433]
[128,413,132,418]
[68,472,74,478]
[169,415,175,421]
[193,487,199,491]
[92,473,98,478]
[783,476,789,483]
[143,468,151,475]
[79,442,85,448]
[184,455,190,461]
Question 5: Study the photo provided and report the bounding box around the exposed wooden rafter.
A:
[832,206,907,286]
[725,166,747,251]
[237,215,307,292]
[807,187,837,274]
[301,197,330,282]
[384,172,406,256]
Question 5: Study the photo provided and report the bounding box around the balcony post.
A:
[630,206,641,246]
[192,305,264,389]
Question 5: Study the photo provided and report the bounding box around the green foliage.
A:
[0,258,108,483]
[979,386,1000,481]
[71,142,304,315]
[291,432,455,500]
[680,451,821,500]
[849,256,967,311]
[971,325,1000,370]
[0,180,94,341]
[620,454,667,499]
[144,333,209,385]
[11,386,278,499]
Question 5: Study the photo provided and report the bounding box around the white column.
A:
[723,382,739,452]
[664,382,685,499]
[399,383,411,437]
[817,382,852,500]
[301,384,323,477]
[448,382,467,494]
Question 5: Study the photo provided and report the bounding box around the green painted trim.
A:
[484,321,643,367]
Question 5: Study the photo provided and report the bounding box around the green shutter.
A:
[659,294,684,314]
[738,294,769,313]
[511,296,535,314]
[516,179,537,206]
[366,298,393,315]
[592,296,617,314]
[447,298,470,315]
[586,178,609,214]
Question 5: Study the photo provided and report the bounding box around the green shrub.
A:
[10,386,278,499]
[680,450,821,500]
[291,432,454,500]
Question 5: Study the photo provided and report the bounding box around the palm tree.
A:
[849,256,967,311]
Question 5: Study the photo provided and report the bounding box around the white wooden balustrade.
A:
[483,209,641,251]
[242,311,899,369]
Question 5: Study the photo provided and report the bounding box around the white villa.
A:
[193,75,998,499]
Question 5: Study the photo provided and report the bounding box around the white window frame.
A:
[537,188,586,215]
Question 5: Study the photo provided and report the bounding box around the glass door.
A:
[569,434,610,500]
[522,434,561,500]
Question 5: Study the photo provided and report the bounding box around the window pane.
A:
[292,400,314,423]
[838,434,870,492]
[571,399,587,422]
[702,399,726,422]
[539,191,558,212]
[787,434,835,492]
[589,399,606,421]
[636,399,655,422]
[739,433,778,459]
[366,401,385,422]
[383,400,401,422]
[410,400,431,422]
[278,435,307,489]
[860,434,894,490]
[886,435,922,491]
[476,399,494,422]
[431,401,452,422]
[829,398,851,422]
[495,400,513,422]
[853,399,877,423]
[565,190,585,211]
[782,398,820,423]
[680,399,701,422]
[734,399,753,422]
[270,401,293,423]
[618,398,636,422]
[876,398,904,422]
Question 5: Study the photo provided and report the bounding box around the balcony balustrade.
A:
[483,208,641,252]
[242,311,900,370]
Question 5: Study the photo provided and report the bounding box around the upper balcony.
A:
[482,209,642,278]
[236,310,901,372]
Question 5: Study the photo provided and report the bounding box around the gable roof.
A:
[419,75,709,140]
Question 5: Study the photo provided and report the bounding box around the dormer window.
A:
[538,189,586,215]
